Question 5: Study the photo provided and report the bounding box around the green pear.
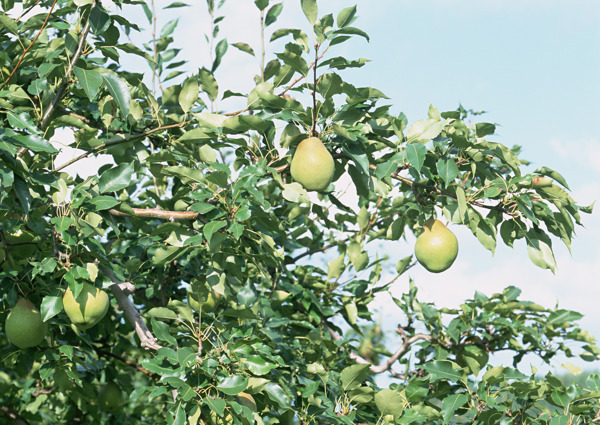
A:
[188,286,220,313]
[98,381,123,413]
[414,219,458,273]
[290,137,335,191]
[5,299,47,348]
[63,282,110,330]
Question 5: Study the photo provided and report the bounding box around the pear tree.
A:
[0,0,598,424]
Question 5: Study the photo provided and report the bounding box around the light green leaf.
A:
[265,3,283,26]
[40,295,63,322]
[327,252,345,280]
[375,389,404,419]
[526,228,556,273]
[422,360,466,382]
[232,42,255,56]
[178,76,199,113]
[436,157,458,186]
[407,118,448,143]
[198,68,219,101]
[282,182,309,203]
[404,143,427,172]
[336,5,357,28]
[340,364,370,391]
[7,110,39,134]
[264,382,290,409]
[300,0,317,25]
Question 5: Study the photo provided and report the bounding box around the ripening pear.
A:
[98,382,123,413]
[63,282,110,330]
[188,286,220,313]
[5,299,47,348]
[290,137,335,191]
[414,219,459,273]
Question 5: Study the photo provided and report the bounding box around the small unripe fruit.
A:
[98,382,123,413]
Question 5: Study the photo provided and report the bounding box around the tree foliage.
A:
[0,0,598,424]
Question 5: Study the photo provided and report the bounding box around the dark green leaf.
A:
[265,3,283,26]
[11,134,58,153]
[101,73,131,118]
[73,67,103,100]
[98,163,135,193]
[40,295,63,322]
[217,375,248,395]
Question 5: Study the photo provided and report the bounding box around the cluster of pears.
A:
[414,219,459,273]
[290,136,335,191]
[4,282,110,349]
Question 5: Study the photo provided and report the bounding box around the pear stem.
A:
[311,44,319,137]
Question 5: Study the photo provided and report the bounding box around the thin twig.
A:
[40,0,97,129]
[53,122,186,172]
[0,0,58,90]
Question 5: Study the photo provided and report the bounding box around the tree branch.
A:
[40,0,97,129]
[0,406,31,425]
[53,122,187,173]
[109,207,200,222]
[100,266,162,351]
[324,323,431,375]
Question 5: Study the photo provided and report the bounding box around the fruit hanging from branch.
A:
[290,136,335,191]
[62,282,110,330]
[414,219,459,273]
[4,299,47,349]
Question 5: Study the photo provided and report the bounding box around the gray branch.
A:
[101,266,162,351]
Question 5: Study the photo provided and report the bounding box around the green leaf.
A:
[245,355,276,375]
[407,118,448,143]
[340,364,370,391]
[441,393,469,422]
[178,76,199,113]
[282,183,309,203]
[90,5,111,35]
[98,163,135,193]
[217,375,248,395]
[86,195,119,211]
[160,18,179,38]
[0,13,18,35]
[547,309,583,328]
[375,389,404,419]
[264,382,290,409]
[203,221,227,245]
[254,0,269,11]
[198,68,219,101]
[422,360,466,382]
[336,5,357,28]
[7,110,39,134]
[404,143,427,172]
[536,166,570,190]
[327,252,345,280]
[151,317,177,345]
[526,228,556,273]
[14,177,31,214]
[332,27,370,42]
[73,67,103,100]
[300,0,318,25]
[436,157,458,186]
[101,73,130,119]
[342,143,369,175]
[231,42,255,56]
[265,3,283,26]
[11,134,58,153]
[40,295,63,322]
[212,39,228,72]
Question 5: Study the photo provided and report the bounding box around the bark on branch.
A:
[325,323,431,376]
[101,266,162,351]
[109,208,200,222]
